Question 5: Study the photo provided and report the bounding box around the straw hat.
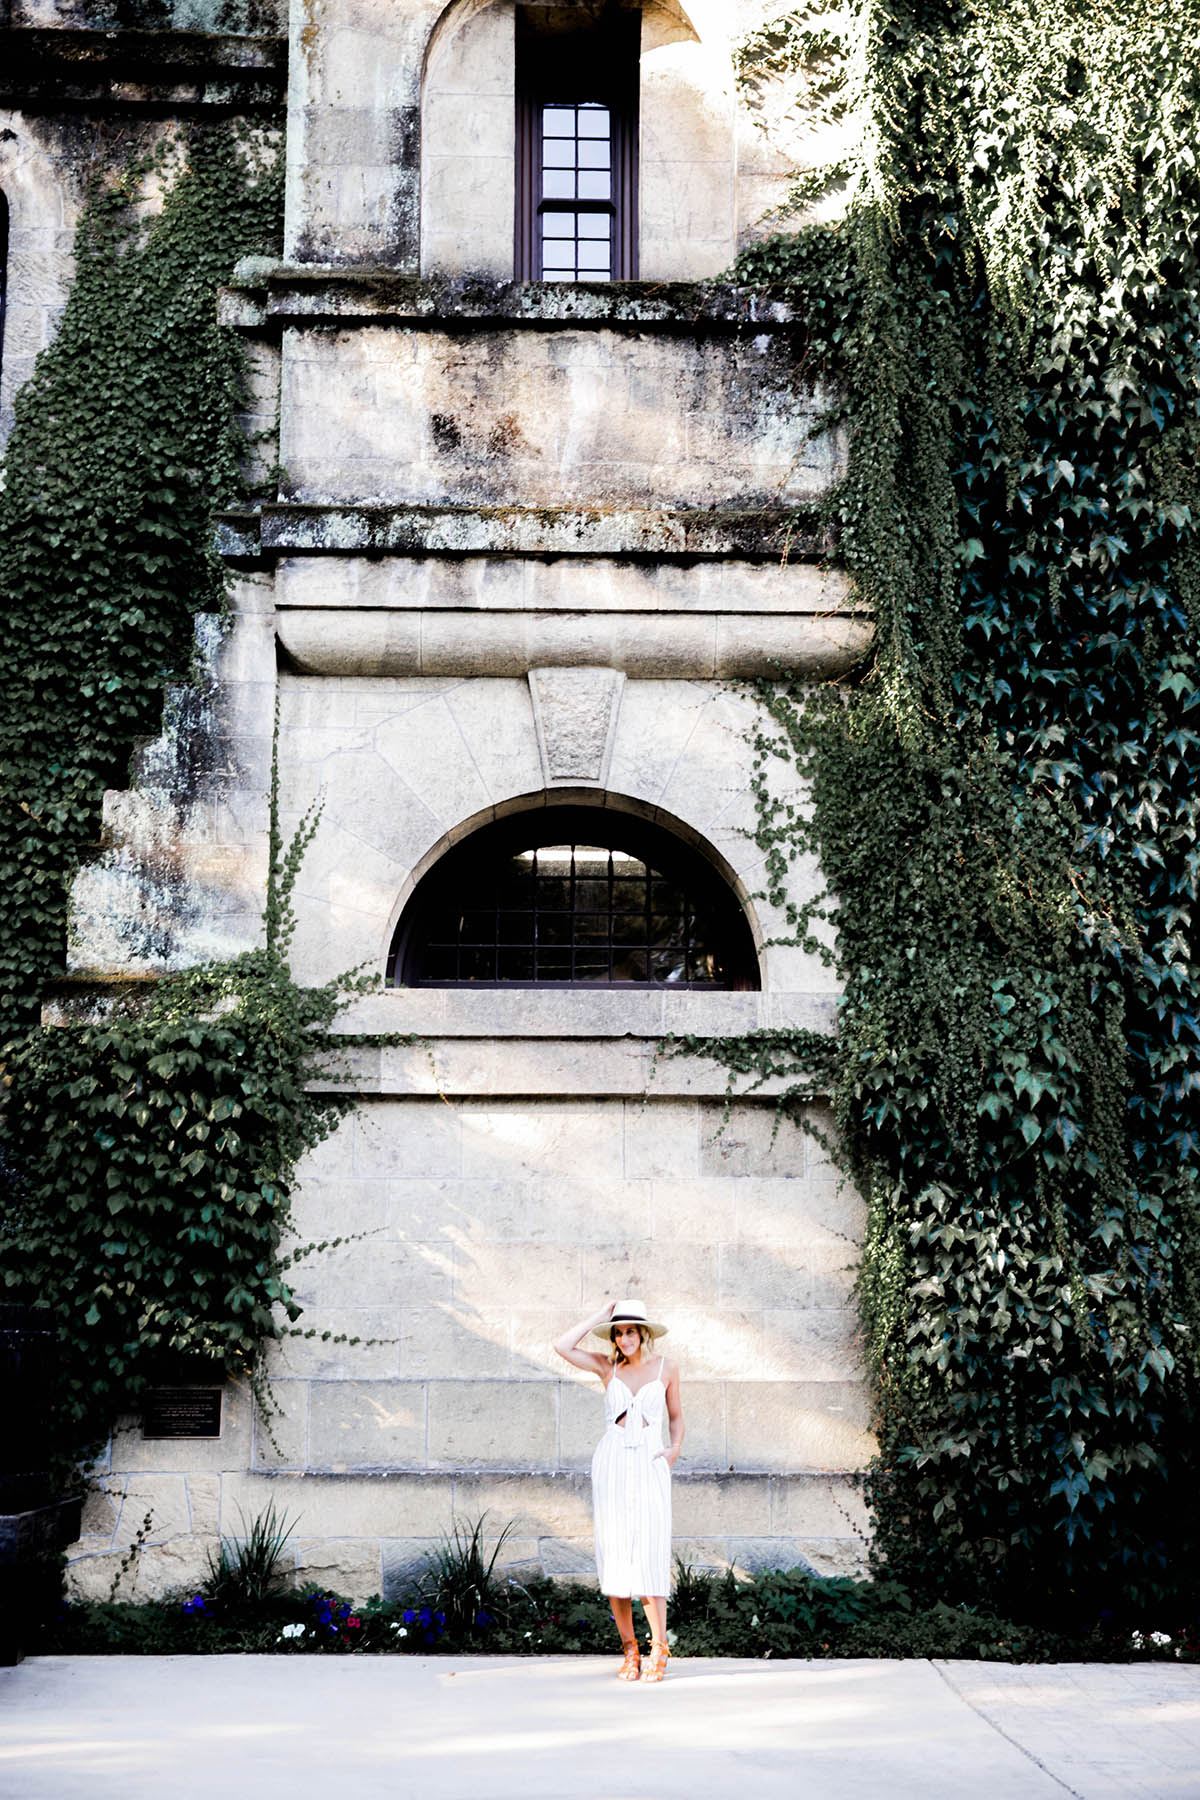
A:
[592,1298,668,1341]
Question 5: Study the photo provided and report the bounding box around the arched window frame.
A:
[389,804,760,990]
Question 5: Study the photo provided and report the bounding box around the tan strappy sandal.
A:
[641,1639,670,1682]
[616,1640,641,1681]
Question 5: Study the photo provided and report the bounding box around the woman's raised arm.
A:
[553,1301,616,1375]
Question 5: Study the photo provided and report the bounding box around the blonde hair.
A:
[610,1322,653,1365]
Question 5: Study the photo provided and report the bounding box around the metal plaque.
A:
[142,1387,223,1439]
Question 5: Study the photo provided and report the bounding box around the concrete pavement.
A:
[1,1655,1198,1799]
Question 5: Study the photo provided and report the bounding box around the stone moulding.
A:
[0,29,287,117]
[275,606,872,680]
[219,503,837,562]
[219,268,804,334]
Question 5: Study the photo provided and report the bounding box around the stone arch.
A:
[420,0,734,281]
[382,786,766,984]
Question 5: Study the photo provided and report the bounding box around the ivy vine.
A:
[720,0,1200,1622]
[0,124,354,1463]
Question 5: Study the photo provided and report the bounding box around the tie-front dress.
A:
[591,1355,672,1598]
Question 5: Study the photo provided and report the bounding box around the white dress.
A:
[591,1355,672,1598]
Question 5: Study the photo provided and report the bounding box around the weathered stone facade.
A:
[5,0,875,1602]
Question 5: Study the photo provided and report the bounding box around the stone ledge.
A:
[218,503,833,562]
[0,28,287,115]
[221,267,805,333]
[276,607,871,680]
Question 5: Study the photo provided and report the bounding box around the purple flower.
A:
[403,1609,416,1624]
[181,1593,207,1615]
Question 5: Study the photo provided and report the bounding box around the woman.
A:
[553,1297,684,1682]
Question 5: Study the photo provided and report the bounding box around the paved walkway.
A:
[1,1656,1198,1799]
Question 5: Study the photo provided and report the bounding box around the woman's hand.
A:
[654,1447,680,1468]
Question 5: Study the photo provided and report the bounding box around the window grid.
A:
[421,846,719,986]
[539,102,613,281]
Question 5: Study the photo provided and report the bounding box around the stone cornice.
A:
[219,265,807,334]
[0,27,287,116]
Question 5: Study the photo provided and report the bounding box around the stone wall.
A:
[69,1093,870,1602]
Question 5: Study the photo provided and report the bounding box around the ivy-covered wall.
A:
[711,0,1200,1622]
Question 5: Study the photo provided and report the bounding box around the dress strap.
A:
[658,1353,666,1381]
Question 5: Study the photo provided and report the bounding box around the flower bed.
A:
[36,1569,1200,1663]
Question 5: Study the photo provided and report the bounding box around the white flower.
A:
[750,1614,760,1628]
[279,1623,305,1640]
[524,1631,533,1638]
[666,1630,677,1647]
[1150,1632,1172,1647]
[1130,1631,1145,1649]
[390,1623,408,1637]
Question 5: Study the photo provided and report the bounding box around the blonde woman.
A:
[554,1298,684,1682]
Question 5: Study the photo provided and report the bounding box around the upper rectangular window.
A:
[516,6,639,282]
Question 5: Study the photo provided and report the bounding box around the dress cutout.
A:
[591,1355,672,1598]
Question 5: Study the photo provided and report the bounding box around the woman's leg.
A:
[610,1595,640,1680]
[610,1594,635,1644]
[642,1594,667,1644]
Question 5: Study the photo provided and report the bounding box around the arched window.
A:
[515,4,640,281]
[390,806,758,988]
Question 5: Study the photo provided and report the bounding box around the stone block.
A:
[287,1176,393,1247]
[77,1482,120,1546]
[718,1243,813,1311]
[581,1242,719,1308]
[726,1536,819,1577]
[453,1242,582,1312]
[649,1178,737,1244]
[112,1473,192,1545]
[769,1474,871,1541]
[450,1471,592,1539]
[623,1099,700,1180]
[762,1307,866,1383]
[251,1382,309,1468]
[670,1474,771,1537]
[264,1308,400,1380]
[428,1380,556,1467]
[459,1100,626,1181]
[537,1536,596,1577]
[186,1475,221,1539]
[731,1173,867,1251]
[292,1238,452,1308]
[355,1098,464,1180]
[398,1307,512,1378]
[509,1312,576,1381]
[219,1472,456,1539]
[725,1381,874,1473]
[656,1308,761,1381]
[699,1101,810,1178]
[68,1540,210,1604]
[291,1538,384,1604]
[307,1379,428,1468]
[381,1538,444,1597]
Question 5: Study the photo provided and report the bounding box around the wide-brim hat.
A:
[592,1298,668,1341]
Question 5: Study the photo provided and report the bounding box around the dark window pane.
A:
[614,950,647,981]
[537,950,572,980]
[460,910,494,941]
[497,949,534,981]
[575,878,609,910]
[536,913,571,946]
[499,911,534,944]
[460,948,495,981]
[652,950,687,983]
[574,956,611,983]
[612,879,645,910]
[613,912,645,944]
[575,911,608,943]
